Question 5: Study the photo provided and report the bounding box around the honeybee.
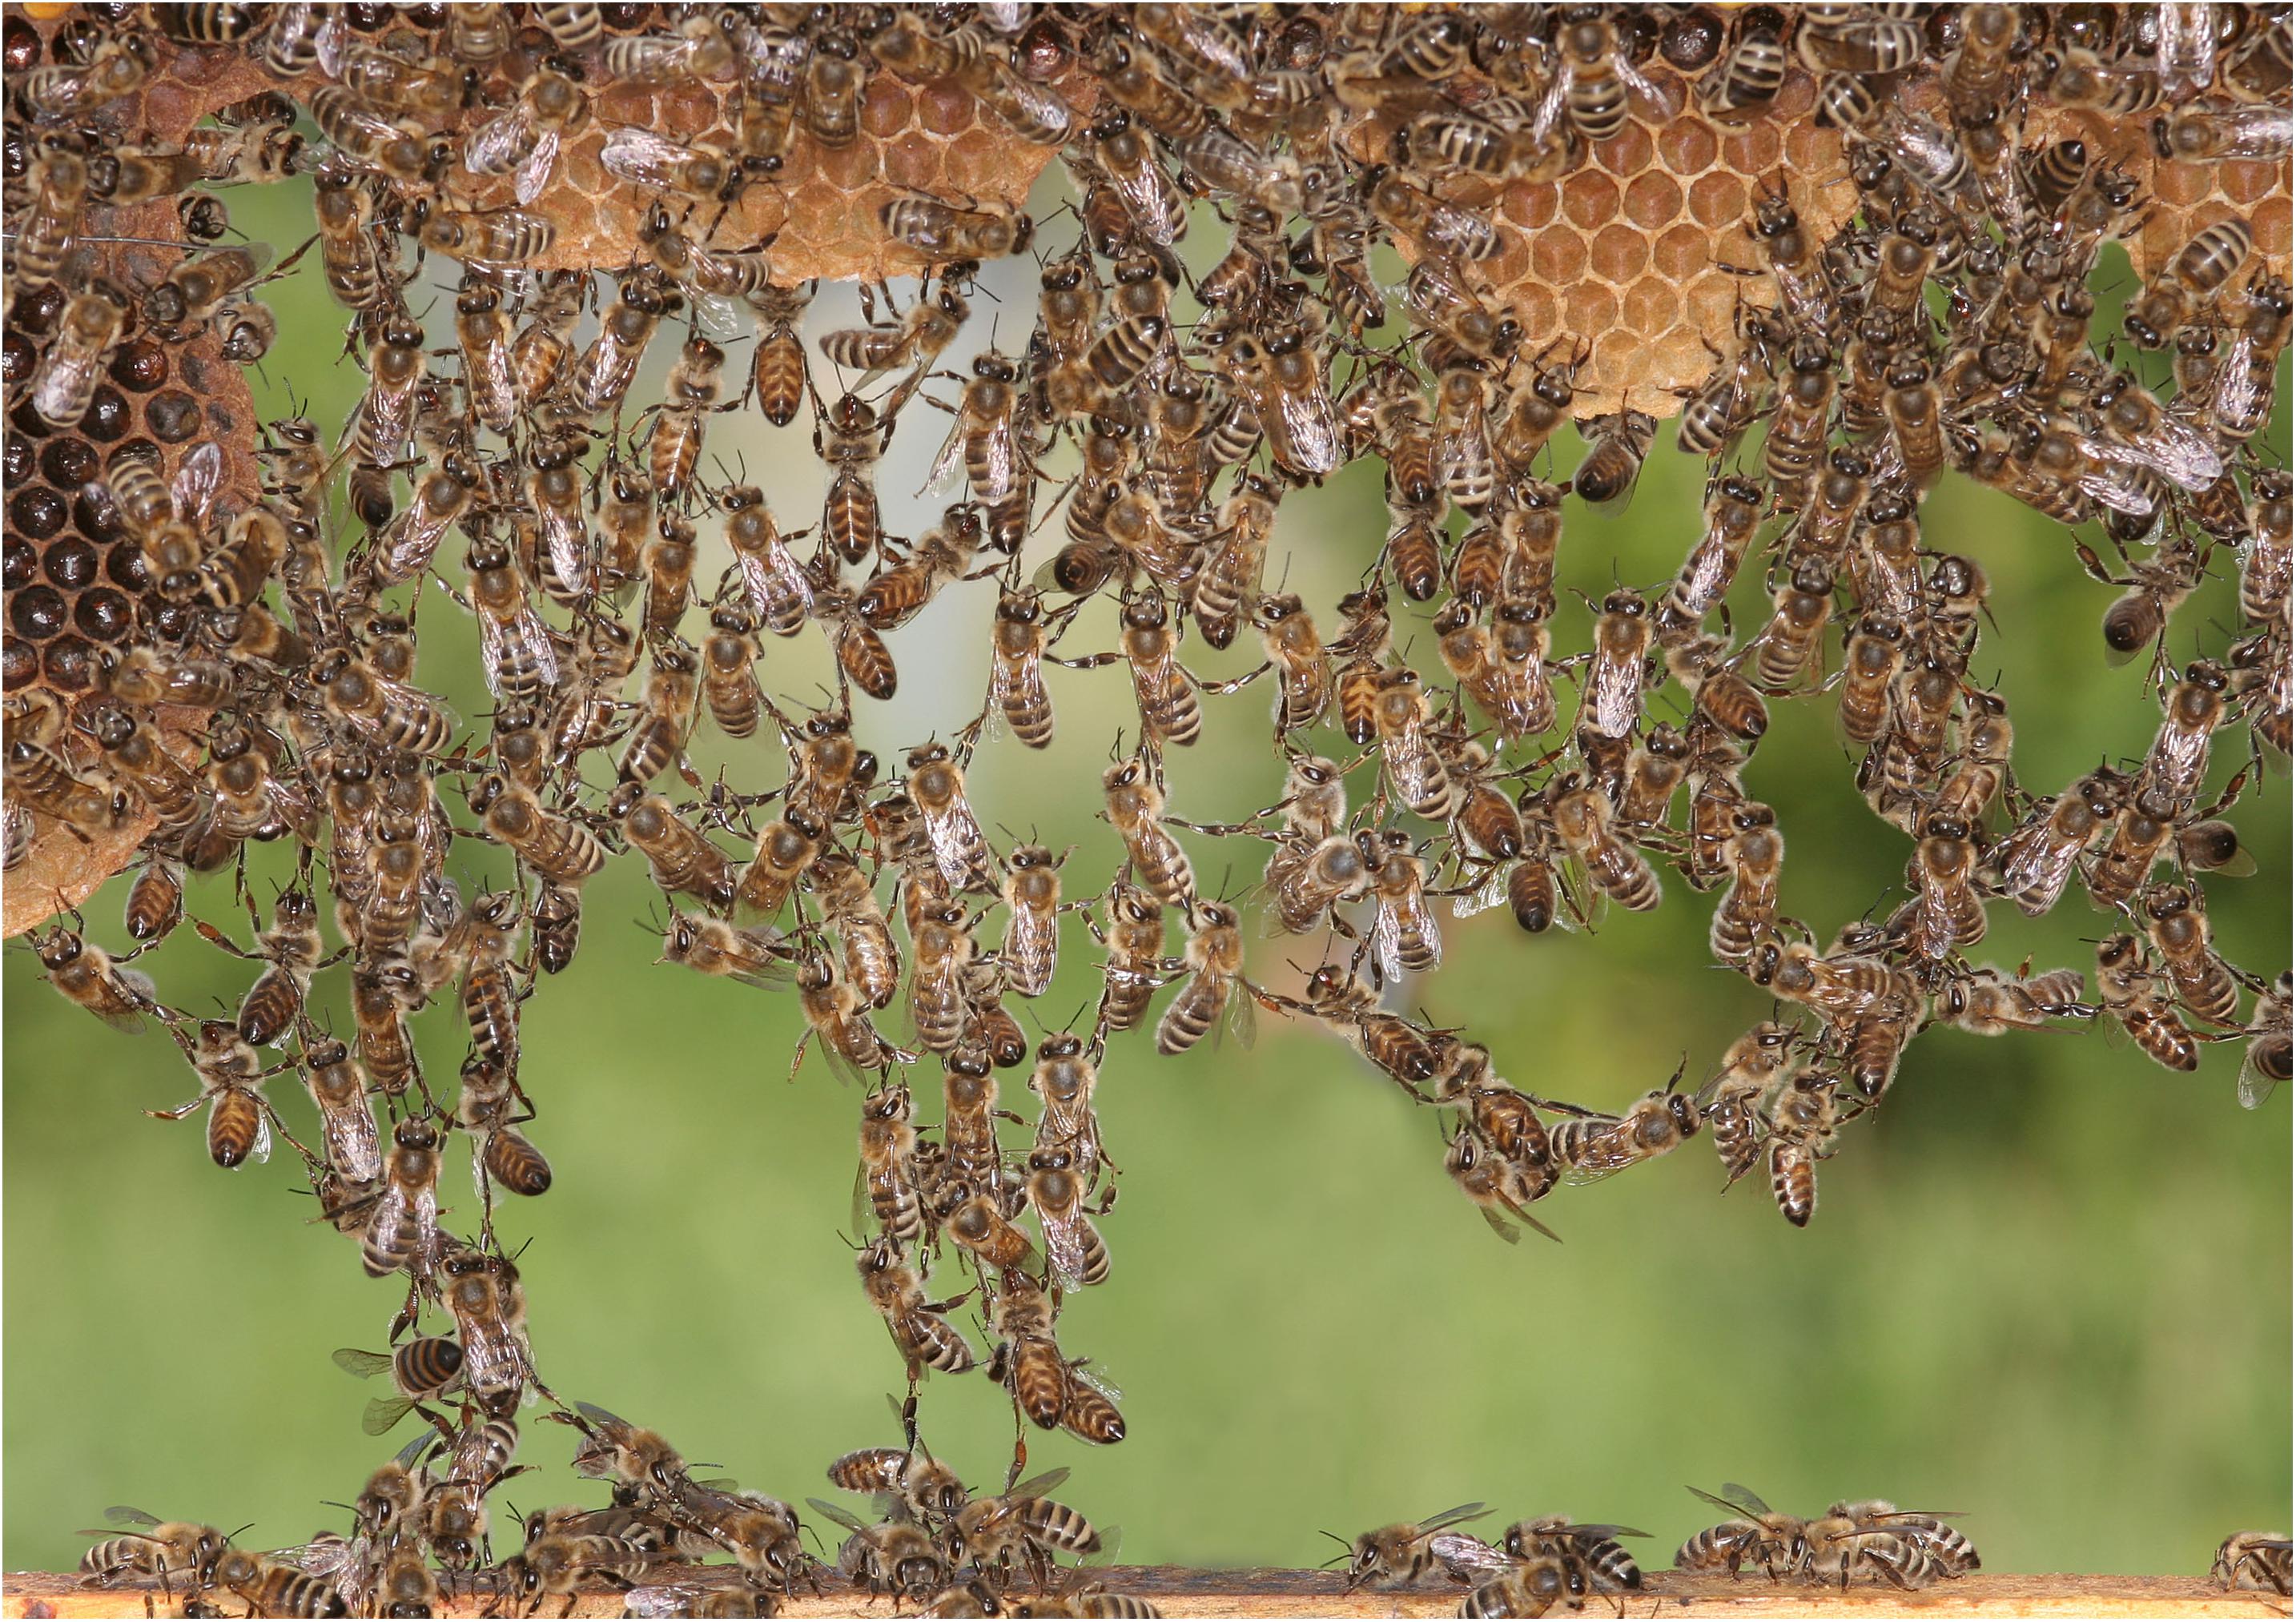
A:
[614,642,702,786]
[829,282,970,391]
[1224,325,1344,480]
[856,1238,975,1375]
[367,447,478,586]
[2212,1531,2294,1595]
[1369,668,1454,820]
[1340,1504,1494,1591]
[2142,883,2245,1030]
[28,282,127,428]
[949,1469,1102,1579]
[1152,900,1254,1056]
[2124,219,2254,351]
[797,953,906,1086]
[461,63,587,204]
[659,912,794,994]
[78,1509,231,1598]
[812,391,893,565]
[569,272,675,420]
[440,1247,533,1410]
[735,810,825,923]
[639,336,729,505]
[1093,883,1168,1034]
[2242,974,2292,1110]
[473,773,610,889]
[1365,833,1442,981]
[1895,812,1990,962]
[13,143,89,291]
[714,484,809,638]
[854,1084,926,1246]
[360,1117,441,1278]
[143,1022,279,1170]
[1677,1487,1807,1579]
[1365,167,1498,261]
[733,282,815,428]
[881,192,1035,262]
[1103,757,1195,909]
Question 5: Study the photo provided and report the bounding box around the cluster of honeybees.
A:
[1334,1488,1980,1613]
[78,1399,1158,1616]
[5,0,2293,1612]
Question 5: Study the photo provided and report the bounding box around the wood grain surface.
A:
[5,1565,2287,1617]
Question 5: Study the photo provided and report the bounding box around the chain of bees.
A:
[5,1,2294,1616]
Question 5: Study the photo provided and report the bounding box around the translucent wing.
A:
[171,440,223,525]
[1617,53,1683,121]
[925,417,968,499]
[537,500,589,595]
[1038,1205,1091,1287]
[1276,383,1343,476]
[332,1346,394,1379]
[314,7,349,74]
[2081,432,2218,497]
[1009,1468,1072,1501]
[362,1393,416,1435]
[600,126,698,187]
[513,125,561,208]
[2238,1051,2283,1110]
[1454,861,1513,920]
[1718,1483,1775,1516]
[1429,1530,1513,1576]
[322,1104,383,1185]
[1221,976,1257,1051]
[478,602,561,702]
[1070,1360,1123,1404]
[921,801,988,888]
[463,105,533,177]
[105,1507,163,1528]
[1586,650,1644,737]
[1373,899,1406,986]
[805,1497,870,1534]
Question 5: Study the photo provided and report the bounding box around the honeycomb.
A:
[1487,68,1846,416]
[3,11,260,936]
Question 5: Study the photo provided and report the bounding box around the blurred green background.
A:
[4,164,2290,1581]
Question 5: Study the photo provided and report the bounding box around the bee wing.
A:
[1618,53,1683,121]
[850,1158,875,1236]
[1108,150,1184,247]
[1429,1531,1513,1574]
[103,1507,163,1528]
[921,801,987,888]
[1716,1483,1775,1516]
[2075,438,2189,508]
[925,416,968,499]
[314,6,349,74]
[1220,975,1257,1050]
[362,1392,417,1435]
[1037,1205,1091,1287]
[478,604,561,702]
[1585,652,1643,737]
[513,125,561,208]
[1276,383,1343,477]
[990,63,1076,141]
[411,1183,439,1265]
[2238,1050,2283,1110]
[1560,1123,1638,1183]
[2089,418,2223,492]
[251,1108,275,1165]
[1070,1359,1123,1404]
[464,105,533,177]
[171,440,223,526]
[599,125,695,187]
[324,1108,383,1185]
[1008,1468,1072,1502]
[1888,116,1965,195]
[332,1345,394,1379]
[1453,861,1510,920]
[1477,1202,1524,1243]
[1373,898,1406,986]
[805,1497,871,1535]
[1408,887,1442,970]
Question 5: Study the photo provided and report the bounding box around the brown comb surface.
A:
[5,21,263,937]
